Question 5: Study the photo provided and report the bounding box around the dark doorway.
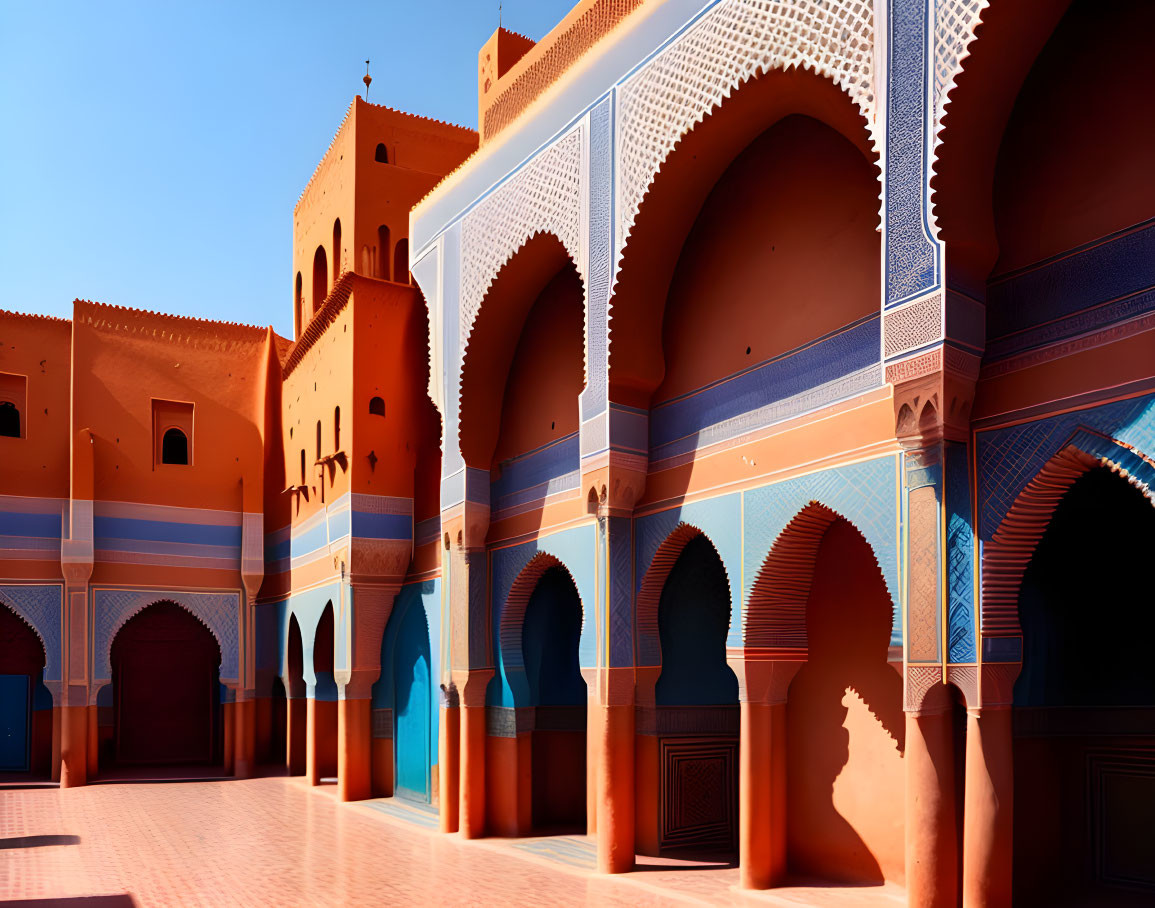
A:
[111,602,221,765]
[0,606,48,773]
[654,534,739,855]
[523,566,586,831]
[1013,467,1155,905]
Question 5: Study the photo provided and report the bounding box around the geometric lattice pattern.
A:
[460,126,584,347]
[742,456,901,648]
[660,738,737,851]
[883,294,942,358]
[616,0,876,261]
[92,587,240,682]
[933,0,989,121]
[975,393,1155,540]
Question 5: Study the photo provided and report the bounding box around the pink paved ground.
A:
[0,777,906,906]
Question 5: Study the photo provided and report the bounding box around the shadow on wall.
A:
[786,519,904,886]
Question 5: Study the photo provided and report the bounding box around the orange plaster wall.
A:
[282,308,354,526]
[654,115,879,404]
[639,389,897,510]
[991,0,1155,275]
[71,302,271,514]
[294,111,356,322]
[490,266,584,469]
[973,326,1155,423]
[786,519,905,885]
[0,312,71,499]
[350,283,426,499]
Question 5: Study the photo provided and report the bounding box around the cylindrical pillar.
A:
[60,704,87,788]
[234,697,256,779]
[739,701,787,888]
[439,702,460,833]
[306,697,322,785]
[286,696,306,775]
[337,696,371,801]
[86,705,99,779]
[222,701,236,776]
[906,709,958,906]
[595,702,635,874]
[963,707,1014,908]
[51,706,63,783]
[460,702,487,838]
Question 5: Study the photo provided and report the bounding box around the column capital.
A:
[728,651,804,706]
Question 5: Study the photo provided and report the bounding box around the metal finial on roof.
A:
[363,60,372,100]
[499,3,502,28]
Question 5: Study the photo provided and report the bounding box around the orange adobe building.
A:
[3,2,1155,905]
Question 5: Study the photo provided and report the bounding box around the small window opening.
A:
[161,428,188,465]
[332,219,342,282]
[294,272,303,336]
[300,449,306,484]
[377,225,391,280]
[315,420,322,461]
[0,401,20,438]
[369,396,385,417]
[745,346,751,355]
[313,245,328,309]
[374,143,388,163]
[393,238,410,284]
[333,407,340,450]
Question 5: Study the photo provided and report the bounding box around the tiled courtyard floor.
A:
[0,776,906,906]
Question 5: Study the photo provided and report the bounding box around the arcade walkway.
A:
[0,777,905,906]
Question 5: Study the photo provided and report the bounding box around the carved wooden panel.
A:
[659,737,737,853]
[1089,749,1155,893]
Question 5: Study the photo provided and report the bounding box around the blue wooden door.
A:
[393,604,430,801]
[0,674,30,771]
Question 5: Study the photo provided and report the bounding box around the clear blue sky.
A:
[0,0,576,338]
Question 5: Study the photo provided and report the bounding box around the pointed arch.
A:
[498,553,583,699]
[982,436,1155,641]
[636,523,733,669]
[609,63,880,405]
[457,231,586,469]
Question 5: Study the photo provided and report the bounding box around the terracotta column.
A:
[286,692,306,775]
[905,704,958,906]
[59,583,90,788]
[222,688,236,776]
[233,694,256,779]
[85,702,98,778]
[439,687,460,833]
[336,672,374,802]
[594,672,635,874]
[733,656,801,889]
[305,695,324,785]
[963,706,1014,908]
[457,668,493,838]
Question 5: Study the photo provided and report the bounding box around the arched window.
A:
[393,238,410,284]
[375,143,388,163]
[377,225,391,280]
[333,406,340,450]
[332,219,342,282]
[369,396,385,417]
[0,401,20,438]
[294,271,303,336]
[312,246,328,309]
[161,428,189,465]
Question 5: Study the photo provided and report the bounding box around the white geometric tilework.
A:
[616,0,876,259]
[0,584,63,681]
[933,0,989,121]
[92,588,240,682]
[459,126,585,347]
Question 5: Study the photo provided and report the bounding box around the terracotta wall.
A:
[786,519,905,884]
[0,313,71,501]
[656,114,879,404]
[991,0,1154,275]
[490,265,584,469]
